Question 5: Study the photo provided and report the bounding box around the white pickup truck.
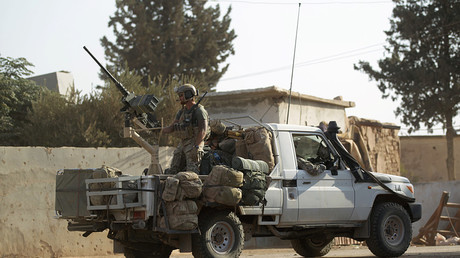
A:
[55,120,421,258]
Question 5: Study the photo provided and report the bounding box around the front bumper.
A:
[408,203,422,222]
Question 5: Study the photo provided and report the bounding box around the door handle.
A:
[303,181,311,184]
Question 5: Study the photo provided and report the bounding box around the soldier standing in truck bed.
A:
[162,84,210,174]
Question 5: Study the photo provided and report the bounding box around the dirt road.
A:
[168,245,460,257]
[67,245,460,257]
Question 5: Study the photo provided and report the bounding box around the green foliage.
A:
[22,64,198,147]
[23,70,140,147]
[355,0,460,133]
[21,87,109,147]
[101,0,236,89]
[0,55,203,147]
[0,55,43,145]
[354,0,460,180]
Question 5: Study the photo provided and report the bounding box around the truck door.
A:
[292,133,355,223]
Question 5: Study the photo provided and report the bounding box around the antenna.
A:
[286,3,301,124]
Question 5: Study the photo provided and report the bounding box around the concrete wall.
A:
[401,136,460,182]
[1,146,455,257]
[412,181,460,237]
[0,146,173,257]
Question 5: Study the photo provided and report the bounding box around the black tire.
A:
[192,210,244,258]
[123,243,173,258]
[290,236,333,257]
[366,202,412,257]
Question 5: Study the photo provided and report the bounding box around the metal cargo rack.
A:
[85,176,146,210]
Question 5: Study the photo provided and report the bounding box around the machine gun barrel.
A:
[83,46,160,129]
[83,46,130,97]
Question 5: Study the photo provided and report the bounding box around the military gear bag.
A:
[162,177,180,202]
[241,171,268,206]
[218,138,236,154]
[175,172,203,200]
[203,186,242,206]
[205,165,243,188]
[231,156,269,174]
[160,200,198,230]
[235,139,249,159]
[243,127,275,170]
[215,186,242,206]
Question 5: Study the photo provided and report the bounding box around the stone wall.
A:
[343,117,401,175]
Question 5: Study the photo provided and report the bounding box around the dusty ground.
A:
[65,245,460,257]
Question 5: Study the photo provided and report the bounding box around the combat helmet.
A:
[175,84,198,100]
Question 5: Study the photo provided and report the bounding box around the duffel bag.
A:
[205,165,243,188]
[231,156,269,174]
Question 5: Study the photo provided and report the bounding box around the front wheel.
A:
[290,236,333,257]
[192,210,244,258]
[366,202,412,257]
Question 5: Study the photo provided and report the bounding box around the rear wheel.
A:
[290,236,333,257]
[192,210,244,258]
[366,202,412,257]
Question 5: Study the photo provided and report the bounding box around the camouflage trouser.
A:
[168,139,204,174]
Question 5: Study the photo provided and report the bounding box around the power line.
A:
[220,18,460,82]
[220,44,384,81]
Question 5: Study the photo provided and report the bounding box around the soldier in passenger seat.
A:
[294,137,328,176]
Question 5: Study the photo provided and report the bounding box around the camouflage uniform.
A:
[168,104,210,174]
[297,157,326,176]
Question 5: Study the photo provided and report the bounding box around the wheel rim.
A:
[383,215,405,246]
[207,221,235,254]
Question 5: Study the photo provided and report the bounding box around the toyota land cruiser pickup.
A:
[55,120,421,258]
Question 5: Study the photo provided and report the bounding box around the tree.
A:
[22,66,194,147]
[355,0,460,180]
[22,86,119,147]
[22,70,140,148]
[0,55,43,145]
[101,0,236,90]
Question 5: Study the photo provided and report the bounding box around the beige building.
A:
[205,86,401,175]
[28,71,74,95]
[400,135,460,182]
[205,86,355,131]
[343,117,401,175]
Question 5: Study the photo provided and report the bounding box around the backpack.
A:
[240,171,268,206]
[232,156,269,174]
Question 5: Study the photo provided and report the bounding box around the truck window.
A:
[293,134,334,169]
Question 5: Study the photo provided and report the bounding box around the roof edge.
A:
[208,86,355,108]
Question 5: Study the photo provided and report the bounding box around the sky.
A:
[1,0,458,135]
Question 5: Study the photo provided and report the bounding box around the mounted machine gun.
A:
[83,46,163,174]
